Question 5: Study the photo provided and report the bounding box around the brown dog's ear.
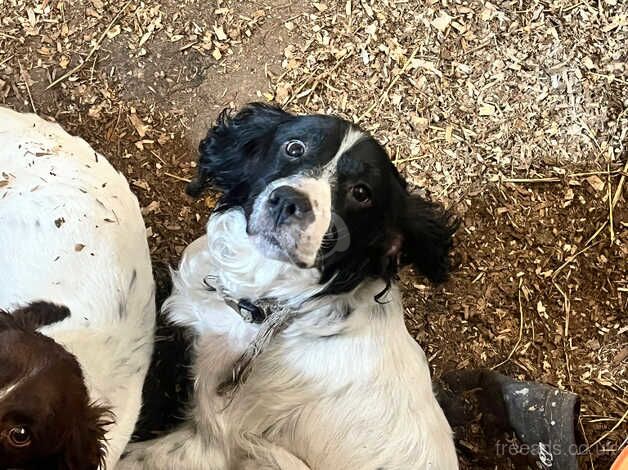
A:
[11,301,71,331]
[63,402,113,470]
[399,194,459,283]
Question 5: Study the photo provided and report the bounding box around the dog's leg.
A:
[118,332,254,470]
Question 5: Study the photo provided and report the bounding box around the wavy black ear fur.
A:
[400,195,459,283]
[186,103,292,198]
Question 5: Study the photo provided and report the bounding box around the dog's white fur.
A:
[0,107,155,468]
[120,209,457,470]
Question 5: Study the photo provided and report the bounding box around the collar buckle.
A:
[203,276,269,324]
[237,299,267,323]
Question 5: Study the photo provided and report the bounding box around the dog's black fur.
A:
[133,262,193,442]
[187,103,459,296]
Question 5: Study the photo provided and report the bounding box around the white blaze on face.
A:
[0,380,22,401]
[288,177,332,265]
[321,127,365,183]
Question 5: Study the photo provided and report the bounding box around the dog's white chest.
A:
[155,210,458,470]
[204,300,454,470]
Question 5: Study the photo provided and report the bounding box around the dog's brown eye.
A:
[351,184,372,205]
[285,140,306,158]
[7,426,31,448]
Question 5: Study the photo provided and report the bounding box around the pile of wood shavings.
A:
[267,0,627,205]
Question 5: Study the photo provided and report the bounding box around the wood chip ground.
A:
[1,0,625,467]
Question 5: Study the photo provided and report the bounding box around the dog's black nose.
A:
[268,186,313,227]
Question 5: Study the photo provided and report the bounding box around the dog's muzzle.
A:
[248,176,332,268]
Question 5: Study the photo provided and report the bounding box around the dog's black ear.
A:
[187,103,292,197]
[398,194,459,283]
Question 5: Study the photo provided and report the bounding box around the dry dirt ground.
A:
[0,0,626,468]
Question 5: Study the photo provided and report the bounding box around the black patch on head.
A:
[9,301,71,331]
[187,103,291,198]
[398,195,460,284]
[187,102,348,213]
[317,136,459,296]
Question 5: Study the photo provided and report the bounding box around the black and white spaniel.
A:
[121,103,459,469]
[0,108,155,469]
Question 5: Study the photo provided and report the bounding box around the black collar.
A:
[203,276,269,324]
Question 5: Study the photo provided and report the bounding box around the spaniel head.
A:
[0,302,112,469]
[187,103,459,295]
